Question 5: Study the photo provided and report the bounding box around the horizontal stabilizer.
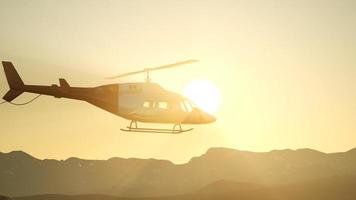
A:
[3,90,23,102]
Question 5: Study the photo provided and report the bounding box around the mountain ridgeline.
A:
[1,147,356,198]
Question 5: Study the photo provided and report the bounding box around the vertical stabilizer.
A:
[2,61,25,101]
[59,78,70,88]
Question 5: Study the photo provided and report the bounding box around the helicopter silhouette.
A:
[2,60,215,134]
[2,60,216,134]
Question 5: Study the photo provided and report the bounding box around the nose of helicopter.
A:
[182,109,216,124]
[202,112,216,123]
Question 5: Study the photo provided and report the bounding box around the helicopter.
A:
[2,60,216,134]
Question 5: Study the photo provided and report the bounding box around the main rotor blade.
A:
[106,69,145,79]
[107,59,198,79]
[147,59,199,71]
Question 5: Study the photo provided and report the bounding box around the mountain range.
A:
[1,147,356,199]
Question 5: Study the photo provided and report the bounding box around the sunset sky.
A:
[0,0,355,163]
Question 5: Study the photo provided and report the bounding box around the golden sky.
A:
[0,0,356,163]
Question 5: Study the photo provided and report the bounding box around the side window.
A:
[158,102,168,109]
[143,101,150,108]
[184,101,193,112]
[180,102,187,112]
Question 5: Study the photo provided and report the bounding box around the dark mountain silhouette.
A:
[192,176,356,200]
[12,177,356,200]
[14,195,126,200]
[1,147,356,198]
[0,195,12,200]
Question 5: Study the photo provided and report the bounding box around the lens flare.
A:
[183,79,221,114]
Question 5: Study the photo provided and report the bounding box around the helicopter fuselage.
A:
[17,81,215,124]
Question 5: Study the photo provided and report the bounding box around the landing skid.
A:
[120,127,193,134]
[121,121,193,134]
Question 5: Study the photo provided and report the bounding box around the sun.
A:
[183,79,221,114]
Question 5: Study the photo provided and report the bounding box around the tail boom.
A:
[2,61,119,115]
[1,61,79,101]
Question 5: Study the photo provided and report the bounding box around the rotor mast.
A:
[144,68,151,82]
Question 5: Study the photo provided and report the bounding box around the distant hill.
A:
[14,195,126,200]
[191,176,356,200]
[1,147,356,197]
[12,177,356,200]
[0,195,12,200]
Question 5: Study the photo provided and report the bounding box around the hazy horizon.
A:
[1,0,356,164]
[2,146,356,164]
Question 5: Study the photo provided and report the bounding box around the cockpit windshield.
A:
[180,100,195,112]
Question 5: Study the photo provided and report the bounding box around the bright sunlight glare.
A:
[183,79,221,114]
